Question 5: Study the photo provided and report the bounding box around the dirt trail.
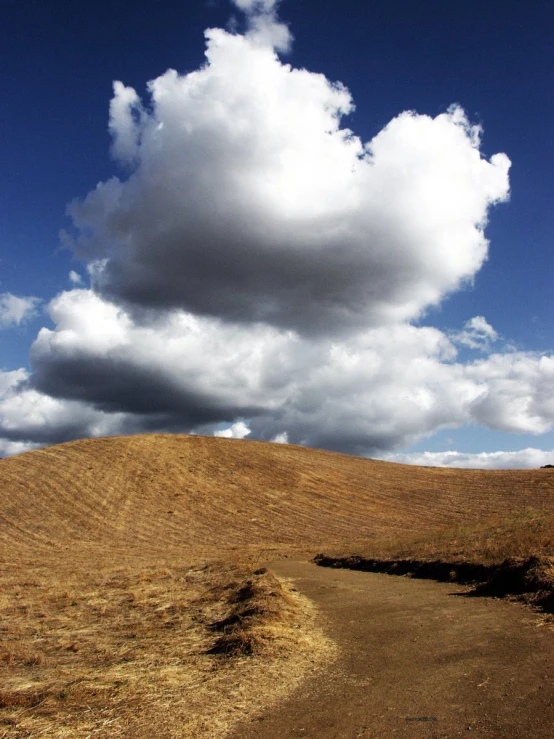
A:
[231,560,554,739]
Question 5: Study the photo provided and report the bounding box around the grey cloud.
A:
[18,293,554,460]
[1,300,554,460]
[31,350,262,426]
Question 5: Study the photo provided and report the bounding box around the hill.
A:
[2,433,554,559]
[1,434,554,737]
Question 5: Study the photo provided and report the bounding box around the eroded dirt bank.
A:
[231,560,554,739]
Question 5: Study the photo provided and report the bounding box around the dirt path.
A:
[231,559,554,739]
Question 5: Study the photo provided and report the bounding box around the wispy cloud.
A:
[451,316,499,351]
[0,293,40,328]
[381,448,554,470]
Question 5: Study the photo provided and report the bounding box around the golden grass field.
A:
[1,433,554,737]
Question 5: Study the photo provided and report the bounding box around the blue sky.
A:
[1,0,553,466]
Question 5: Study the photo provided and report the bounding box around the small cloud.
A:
[214,420,251,439]
[0,293,40,328]
[232,0,279,12]
[69,270,83,285]
[109,81,143,164]
[0,438,42,458]
[230,0,291,51]
[271,431,288,444]
[451,316,499,351]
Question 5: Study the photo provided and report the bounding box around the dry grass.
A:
[329,507,554,566]
[0,554,333,737]
[1,434,554,735]
[2,434,554,558]
[317,508,554,613]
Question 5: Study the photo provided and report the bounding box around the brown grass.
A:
[2,434,554,558]
[316,508,554,613]
[1,433,554,735]
[326,507,554,566]
[0,554,332,737]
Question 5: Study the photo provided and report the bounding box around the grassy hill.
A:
[2,433,554,558]
[1,433,554,737]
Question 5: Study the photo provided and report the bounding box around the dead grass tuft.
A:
[205,571,298,657]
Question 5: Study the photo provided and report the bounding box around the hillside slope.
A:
[2,434,554,738]
[2,433,554,557]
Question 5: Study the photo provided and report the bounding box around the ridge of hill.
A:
[2,433,554,557]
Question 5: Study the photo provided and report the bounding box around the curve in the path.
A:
[232,560,554,739]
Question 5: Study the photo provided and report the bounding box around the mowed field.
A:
[1,433,554,738]
[3,433,554,556]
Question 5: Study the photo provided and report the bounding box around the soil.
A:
[231,560,554,739]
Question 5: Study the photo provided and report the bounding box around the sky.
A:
[1,0,553,468]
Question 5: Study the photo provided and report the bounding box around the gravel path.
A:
[232,559,554,738]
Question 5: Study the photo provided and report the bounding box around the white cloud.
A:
[214,420,251,439]
[30,290,290,419]
[109,81,143,164]
[467,353,554,433]
[0,293,40,327]
[451,315,499,350]
[69,270,83,284]
[231,0,291,52]
[67,17,509,337]
[382,448,554,470]
[232,0,279,11]
[0,438,41,458]
[0,369,27,395]
[6,290,548,456]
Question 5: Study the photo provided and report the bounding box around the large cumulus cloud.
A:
[1,0,552,469]
[18,289,554,459]
[67,5,509,335]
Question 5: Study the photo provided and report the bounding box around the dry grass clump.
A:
[0,553,332,738]
[204,569,299,657]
